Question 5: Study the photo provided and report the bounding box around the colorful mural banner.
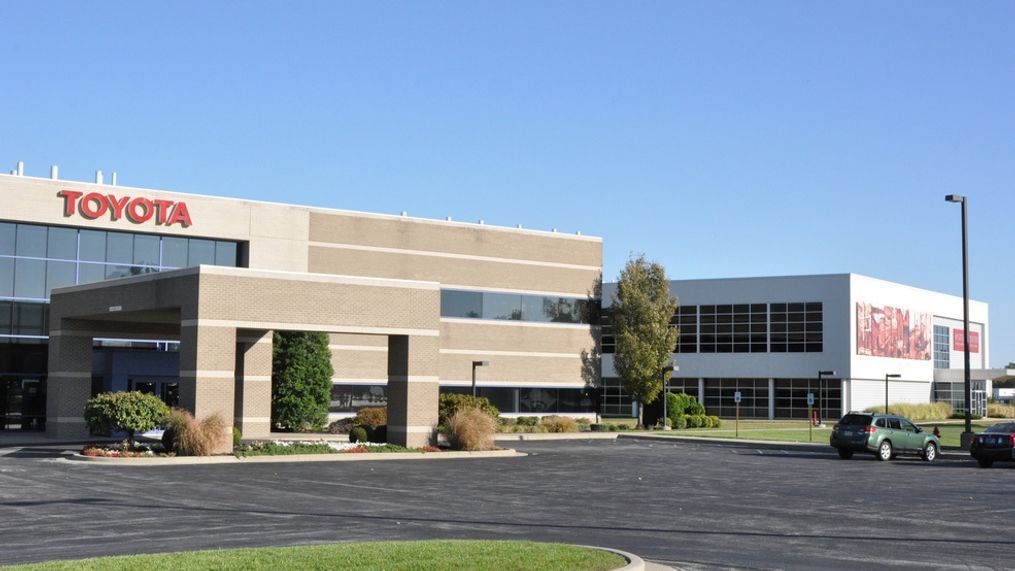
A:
[856,303,931,360]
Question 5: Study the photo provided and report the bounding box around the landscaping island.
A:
[2,540,629,571]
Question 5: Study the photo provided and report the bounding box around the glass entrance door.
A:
[129,378,179,407]
[0,377,46,431]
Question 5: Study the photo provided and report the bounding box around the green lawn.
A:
[3,540,626,571]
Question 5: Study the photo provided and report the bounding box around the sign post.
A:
[807,392,815,442]
[734,391,742,438]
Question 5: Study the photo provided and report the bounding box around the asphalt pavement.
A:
[0,439,1012,569]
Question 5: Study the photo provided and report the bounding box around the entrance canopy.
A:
[47,265,441,450]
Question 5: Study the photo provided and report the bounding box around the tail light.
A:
[864,426,877,434]
[1010,434,1015,447]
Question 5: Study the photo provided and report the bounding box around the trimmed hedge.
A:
[83,391,170,444]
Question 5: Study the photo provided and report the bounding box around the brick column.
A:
[234,329,273,439]
[179,324,236,453]
[45,329,93,440]
[387,334,439,448]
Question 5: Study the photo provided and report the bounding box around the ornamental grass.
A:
[445,407,496,451]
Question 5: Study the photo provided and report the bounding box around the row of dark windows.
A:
[1,222,239,302]
[440,289,590,324]
[329,384,596,414]
[602,302,824,354]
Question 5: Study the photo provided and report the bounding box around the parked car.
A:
[969,422,1015,468]
[830,412,940,461]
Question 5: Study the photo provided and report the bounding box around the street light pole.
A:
[945,194,974,448]
[471,360,490,398]
[885,373,901,414]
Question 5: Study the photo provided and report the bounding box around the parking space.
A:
[0,439,1013,569]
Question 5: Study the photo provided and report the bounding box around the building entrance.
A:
[128,377,180,407]
[0,376,46,431]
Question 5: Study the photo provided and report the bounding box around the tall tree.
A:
[272,331,334,431]
[612,254,678,427]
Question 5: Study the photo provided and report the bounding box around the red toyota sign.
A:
[953,329,980,353]
[57,190,192,228]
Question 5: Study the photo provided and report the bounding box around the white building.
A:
[601,273,1008,420]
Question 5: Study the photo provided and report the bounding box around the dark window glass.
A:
[188,239,216,266]
[78,262,106,284]
[329,384,388,413]
[46,227,77,260]
[215,241,237,266]
[482,292,521,320]
[0,222,14,255]
[162,237,188,268]
[888,418,902,430]
[440,290,482,318]
[13,259,45,298]
[478,387,517,412]
[518,387,558,413]
[78,230,106,262]
[0,300,11,334]
[105,265,136,280]
[46,261,77,297]
[15,225,47,257]
[12,302,46,335]
[105,232,133,263]
[0,257,12,297]
[133,235,160,266]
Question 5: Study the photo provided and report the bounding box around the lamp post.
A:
[818,370,836,422]
[471,360,490,398]
[885,373,901,414]
[661,364,678,429]
[945,194,974,448]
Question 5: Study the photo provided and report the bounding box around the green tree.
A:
[272,331,334,431]
[83,391,170,447]
[612,254,678,427]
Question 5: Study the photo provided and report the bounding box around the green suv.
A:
[830,413,940,461]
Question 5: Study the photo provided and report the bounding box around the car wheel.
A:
[877,440,893,461]
[837,448,853,460]
[922,442,938,462]
[977,458,993,468]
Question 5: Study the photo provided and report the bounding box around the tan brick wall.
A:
[308,211,601,267]
[235,329,273,438]
[45,332,93,439]
[178,324,236,453]
[386,335,439,447]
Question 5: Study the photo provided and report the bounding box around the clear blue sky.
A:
[3,2,1013,365]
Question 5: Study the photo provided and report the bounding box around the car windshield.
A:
[985,423,1015,433]
[839,414,872,426]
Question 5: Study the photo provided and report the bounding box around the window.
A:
[438,386,596,414]
[770,302,822,352]
[673,306,698,353]
[440,289,591,325]
[329,384,388,413]
[775,378,840,420]
[933,325,950,369]
[704,378,770,418]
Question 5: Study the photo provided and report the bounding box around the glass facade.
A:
[933,325,950,369]
[602,301,824,354]
[0,221,241,431]
[933,380,987,416]
[441,386,596,414]
[703,378,770,418]
[440,289,590,324]
[330,384,389,413]
[774,378,840,421]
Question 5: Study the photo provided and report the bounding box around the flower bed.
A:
[81,444,163,458]
[235,440,442,457]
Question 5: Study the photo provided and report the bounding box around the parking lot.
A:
[1,438,1013,569]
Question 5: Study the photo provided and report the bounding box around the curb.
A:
[577,545,645,571]
[616,433,970,459]
[66,448,525,466]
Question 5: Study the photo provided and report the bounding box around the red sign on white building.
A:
[953,329,980,353]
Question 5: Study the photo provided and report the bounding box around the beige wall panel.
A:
[328,333,389,347]
[440,321,595,354]
[331,350,389,380]
[198,273,440,331]
[440,353,585,385]
[309,211,602,267]
[309,247,599,295]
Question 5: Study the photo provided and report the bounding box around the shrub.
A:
[438,394,499,425]
[863,402,953,421]
[708,416,722,428]
[445,407,496,451]
[354,407,387,429]
[233,426,242,447]
[575,417,591,426]
[497,417,518,427]
[615,423,631,431]
[607,423,619,432]
[950,412,983,420]
[326,418,355,434]
[540,415,579,433]
[684,414,702,428]
[988,403,1015,418]
[686,400,706,416]
[164,409,229,456]
[666,392,707,425]
[672,415,688,430]
[83,391,170,445]
[349,426,368,443]
[272,331,334,432]
[515,416,539,427]
[590,423,605,432]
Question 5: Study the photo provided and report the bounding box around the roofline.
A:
[0,171,602,243]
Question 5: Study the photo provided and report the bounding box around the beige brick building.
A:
[0,169,601,449]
